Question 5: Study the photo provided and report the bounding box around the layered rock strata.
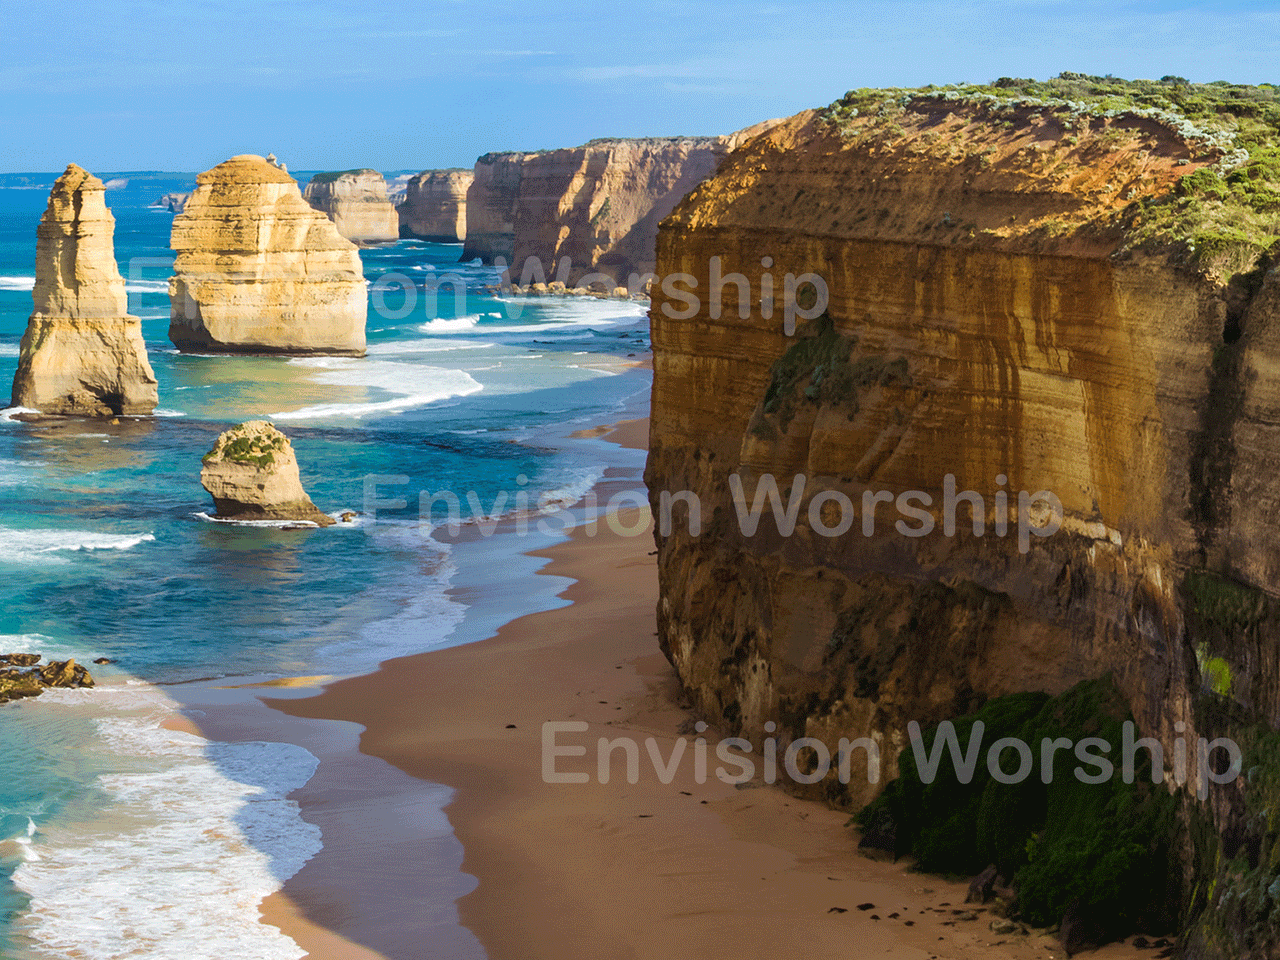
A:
[461,152,532,263]
[645,95,1280,954]
[397,169,472,242]
[200,420,335,526]
[507,134,762,287]
[169,155,366,357]
[10,164,158,416]
[303,169,399,244]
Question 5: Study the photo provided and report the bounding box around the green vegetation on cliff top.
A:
[308,169,379,184]
[820,73,1280,277]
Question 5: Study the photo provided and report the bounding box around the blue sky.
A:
[0,0,1277,173]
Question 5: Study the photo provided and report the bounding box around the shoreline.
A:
[265,418,1156,960]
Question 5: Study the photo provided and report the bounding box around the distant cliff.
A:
[170,155,367,357]
[303,169,398,244]
[150,192,190,213]
[462,135,772,286]
[645,78,1280,956]
[461,152,532,263]
[11,164,157,416]
[397,169,472,242]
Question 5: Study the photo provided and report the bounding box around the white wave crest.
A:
[273,358,483,420]
[367,338,493,356]
[0,527,155,566]
[419,316,480,333]
[192,512,321,529]
[13,683,319,960]
[0,276,35,291]
[123,279,169,293]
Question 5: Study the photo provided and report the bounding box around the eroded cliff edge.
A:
[645,80,1280,955]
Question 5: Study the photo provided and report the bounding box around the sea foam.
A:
[12,682,319,960]
[273,358,483,420]
[0,527,155,566]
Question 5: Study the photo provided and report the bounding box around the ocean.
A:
[0,171,652,958]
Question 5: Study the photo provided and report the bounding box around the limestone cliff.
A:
[645,80,1280,955]
[303,169,399,244]
[462,132,771,286]
[397,169,471,242]
[461,152,532,263]
[200,420,334,526]
[169,155,367,357]
[10,164,158,416]
[508,131,776,287]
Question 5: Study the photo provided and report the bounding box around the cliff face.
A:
[463,133,769,285]
[397,169,472,242]
[303,169,399,244]
[645,97,1280,951]
[461,152,531,263]
[169,155,367,357]
[11,164,158,416]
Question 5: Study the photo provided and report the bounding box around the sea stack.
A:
[397,169,472,242]
[169,155,367,357]
[200,420,335,526]
[303,169,399,244]
[10,164,158,416]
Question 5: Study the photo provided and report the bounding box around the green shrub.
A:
[857,676,1179,935]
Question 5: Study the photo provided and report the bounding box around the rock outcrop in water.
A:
[0,654,95,704]
[644,81,1280,955]
[397,169,472,242]
[303,169,399,244]
[10,164,158,416]
[150,192,190,213]
[169,155,366,357]
[200,420,335,526]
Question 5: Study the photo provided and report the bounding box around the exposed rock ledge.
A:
[201,420,335,526]
[10,164,158,416]
[169,155,367,357]
[303,169,399,244]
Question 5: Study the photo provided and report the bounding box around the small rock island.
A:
[200,421,335,527]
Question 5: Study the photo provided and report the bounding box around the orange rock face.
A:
[397,169,472,242]
[462,130,776,287]
[644,98,1280,822]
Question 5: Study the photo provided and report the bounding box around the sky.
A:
[0,0,1277,174]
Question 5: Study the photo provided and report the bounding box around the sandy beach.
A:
[249,419,1161,960]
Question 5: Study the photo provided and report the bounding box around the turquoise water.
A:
[0,171,651,958]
